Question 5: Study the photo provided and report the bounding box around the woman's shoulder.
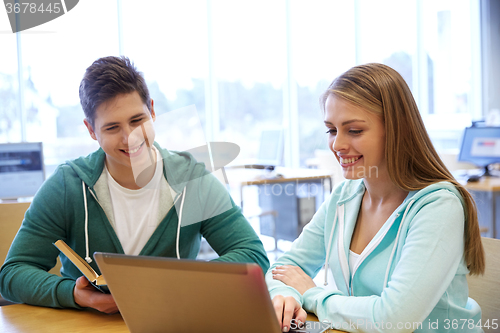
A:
[408,181,463,205]
[403,181,465,231]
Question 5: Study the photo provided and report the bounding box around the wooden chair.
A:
[467,237,500,332]
[0,202,61,305]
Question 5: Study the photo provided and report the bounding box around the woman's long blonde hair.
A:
[321,63,485,275]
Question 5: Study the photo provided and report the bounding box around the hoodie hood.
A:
[65,142,207,194]
[65,146,106,187]
[323,178,466,290]
[335,178,465,216]
[64,142,216,262]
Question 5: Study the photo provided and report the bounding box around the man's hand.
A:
[73,276,118,314]
[272,265,317,295]
[272,295,307,332]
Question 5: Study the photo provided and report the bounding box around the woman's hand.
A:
[272,295,307,332]
[272,265,317,295]
[73,276,118,314]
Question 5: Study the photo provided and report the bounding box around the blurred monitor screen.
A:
[0,142,45,200]
[458,126,500,168]
[257,129,283,167]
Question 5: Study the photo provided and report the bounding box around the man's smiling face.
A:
[84,91,156,181]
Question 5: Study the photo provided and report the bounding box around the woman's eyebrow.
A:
[324,119,366,126]
[342,119,365,126]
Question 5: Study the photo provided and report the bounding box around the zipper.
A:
[336,205,351,296]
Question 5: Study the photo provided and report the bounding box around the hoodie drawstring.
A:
[82,181,92,264]
[324,206,339,286]
[176,187,187,260]
[82,180,187,261]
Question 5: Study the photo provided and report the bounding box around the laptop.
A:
[229,129,284,171]
[94,253,328,333]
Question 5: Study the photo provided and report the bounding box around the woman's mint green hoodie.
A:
[266,179,482,333]
[0,143,269,308]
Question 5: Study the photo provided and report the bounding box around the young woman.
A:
[267,63,485,333]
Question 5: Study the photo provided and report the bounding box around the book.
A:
[53,240,109,293]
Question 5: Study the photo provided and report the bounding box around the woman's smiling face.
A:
[324,95,386,181]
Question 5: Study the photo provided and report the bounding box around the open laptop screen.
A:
[257,129,283,167]
[0,142,45,200]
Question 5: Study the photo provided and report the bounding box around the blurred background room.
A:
[1,0,500,254]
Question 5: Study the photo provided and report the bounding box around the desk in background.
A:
[0,303,341,333]
[227,167,333,243]
[462,176,500,239]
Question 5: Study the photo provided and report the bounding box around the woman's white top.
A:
[349,250,361,277]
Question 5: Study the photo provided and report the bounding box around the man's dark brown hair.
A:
[79,56,151,128]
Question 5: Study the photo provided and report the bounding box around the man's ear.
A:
[83,119,97,140]
[150,99,156,122]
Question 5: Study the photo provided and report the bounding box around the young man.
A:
[0,56,269,313]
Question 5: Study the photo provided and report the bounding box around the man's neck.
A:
[105,151,157,190]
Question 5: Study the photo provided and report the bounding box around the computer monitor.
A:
[257,129,284,168]
[458,126,500,177]
[227,129,284,171]
[0,142,45,200]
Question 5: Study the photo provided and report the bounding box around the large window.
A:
[353,0,481,152]
[120,0,208,153]
[0,35,20,142]
[355,0,417,86]
[0,0,482,175]
[211,0,286,162]
[290,0,356,165]
[2,0,120,174]
[419,0,482,151]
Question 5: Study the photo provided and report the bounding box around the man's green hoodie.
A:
[0,143,269,308]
